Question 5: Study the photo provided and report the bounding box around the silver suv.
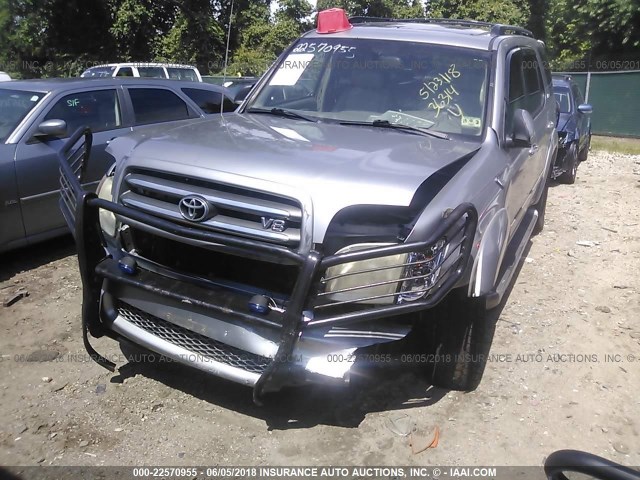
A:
[59,10,557,402]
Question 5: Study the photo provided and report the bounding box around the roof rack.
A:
[348,17,534,38]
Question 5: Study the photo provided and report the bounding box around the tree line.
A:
[0,0,638,79]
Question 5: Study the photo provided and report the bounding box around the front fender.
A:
[468,207,509,297]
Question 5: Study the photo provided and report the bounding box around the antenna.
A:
[221,0,235,114]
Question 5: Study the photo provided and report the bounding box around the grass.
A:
[590,135,640,155]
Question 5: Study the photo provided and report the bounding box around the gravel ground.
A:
[1,149,639,469]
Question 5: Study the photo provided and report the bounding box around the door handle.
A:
[547,121,555,129]
[529,144,539,155]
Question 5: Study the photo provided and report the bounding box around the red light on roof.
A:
[316,8,352,34]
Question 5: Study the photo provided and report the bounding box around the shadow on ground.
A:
[0,235,75,283]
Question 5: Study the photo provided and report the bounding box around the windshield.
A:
[0,89,45,142]
[553,86,571,113]
[246,38,491,137]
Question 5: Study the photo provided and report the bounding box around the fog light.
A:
[118,256,137,275]
[249,295,269,314]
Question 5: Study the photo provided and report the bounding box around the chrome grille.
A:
[119,170,302,247]
[117,302,270,374]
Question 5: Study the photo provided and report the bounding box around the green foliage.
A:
[428,0,530,25]
[226,0,313,76]
[316,0,424,17]
[545,0,640,70]
[0,0,639,79]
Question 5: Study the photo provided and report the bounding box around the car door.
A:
[0,143,24,251]
[503,47,548,237]
[572,83,590,151]
[14,87,131,239]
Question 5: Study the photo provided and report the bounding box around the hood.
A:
[109,114,479,241]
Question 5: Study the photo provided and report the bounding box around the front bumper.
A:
[58,128,477,402]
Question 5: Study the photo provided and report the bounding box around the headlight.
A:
[321,240,448,306]
[96,174,117,237]
[324,243,408,306]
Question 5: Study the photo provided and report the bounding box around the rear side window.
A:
[44,89,122,135]
[167,68,198,82]
[138,67,166,78]
[116,67,134,77]
[182,88,236,114]
[128,88,191,125]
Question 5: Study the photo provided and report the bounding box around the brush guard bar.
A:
[59,127,477,401]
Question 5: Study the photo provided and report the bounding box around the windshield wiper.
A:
[246,107,317,122]
[338,119,449,140]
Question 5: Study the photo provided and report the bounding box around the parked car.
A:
[0,77,236,253]
[0,71,11,81]
[59,10,557,402]
[202,76,258,104]
[81,63,202,82]
[552,75,593,184]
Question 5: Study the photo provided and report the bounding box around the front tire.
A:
[532,176,549,235]
[578,134,591,162]
[558,142,578,184]
[419,289,497,391]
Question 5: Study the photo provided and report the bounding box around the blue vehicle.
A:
[552,75,593,184]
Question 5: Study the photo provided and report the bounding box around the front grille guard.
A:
[58,127,477,402]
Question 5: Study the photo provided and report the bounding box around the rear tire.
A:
[558,142,578,184]
[420,289,497,391]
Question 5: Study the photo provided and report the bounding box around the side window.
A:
[128,88,191,125]
[508,50,526,106]
[167,68,198,82]
[44,89,122,135]
[182,88,236,114]
[138,67,166,78]
[116,67,134,77]
[521,50,545,114]
[506,50,526,133]
[507,48,545,131]
[538,48,553,88]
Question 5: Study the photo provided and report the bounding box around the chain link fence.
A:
[554,70,640,138]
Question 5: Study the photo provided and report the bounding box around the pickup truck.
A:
[59,9,557,403]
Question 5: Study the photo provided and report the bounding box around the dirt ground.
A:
[1,149,639,469]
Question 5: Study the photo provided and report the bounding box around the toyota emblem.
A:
[179,195,211,222]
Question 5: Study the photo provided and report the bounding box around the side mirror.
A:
[506,109,535,148]
[232,84,254,105]
[35,119,68,137]
[577,103,592,114]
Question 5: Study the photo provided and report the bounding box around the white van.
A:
[80,63,202,82]
[0,71,12,81]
